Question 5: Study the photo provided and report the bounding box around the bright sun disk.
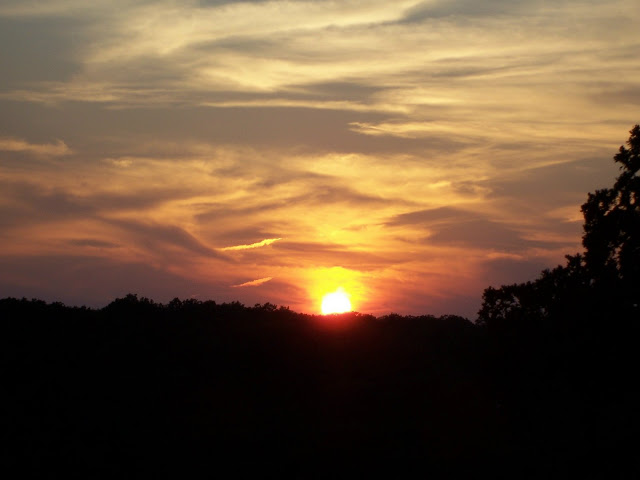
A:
[321,288,352,314]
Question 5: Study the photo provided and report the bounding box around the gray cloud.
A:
[105,218,232,261]
[590,84,640,107]
[67,238,120,248]
[426,218,563,251]
[196,0,272,6]
[0,17,80,90]
[386,206,571,252]
[0,182,95,228]
[289,80,389,103]
[484,156,619,208]
[0,100,414,155]
[0,180,192,229]
[386,206,473,226]
[300,184,391,207]
[400,0,537,22]
[211,226,282,247]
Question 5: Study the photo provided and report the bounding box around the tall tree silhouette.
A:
[582,125,640,315]
[475,126,640,476]
[478,125,640,326]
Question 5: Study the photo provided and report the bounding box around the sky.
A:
[1,0,639,318]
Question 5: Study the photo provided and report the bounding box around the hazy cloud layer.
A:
[0,137,70,156]
[0,0,638,317]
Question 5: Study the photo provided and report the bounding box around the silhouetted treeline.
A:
[2,295,494,477]
[3,293,634,476]
[3,127,639,477]
[475,125,640,476]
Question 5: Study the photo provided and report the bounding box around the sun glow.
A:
[321,287,352,315]
[307,267,363,314]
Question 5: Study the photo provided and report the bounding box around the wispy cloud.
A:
[232,276,273,288]
[221,238,282,251]
[0,0,638,317]
[0,138,71,156]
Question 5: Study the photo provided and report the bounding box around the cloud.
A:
[271,241,404,270]
[0,0,638,318]
[0,137,71,156]
[0,0,108,17]
[0,179,193,229]
[385,206,474,226]
[349,122,433,139]
[386,205,573,253]
[195,182,398,228]
[105,157,133,168]
[231,277,273,288]
[400,0,533,22]
[221,238,282,251]
[106,218,231,261]
[425,218,565,251]
[67,238,119,248]
[0,17,81,89]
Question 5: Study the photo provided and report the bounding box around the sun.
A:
[321,287,352,315]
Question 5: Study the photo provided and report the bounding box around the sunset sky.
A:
[1,0,639,317]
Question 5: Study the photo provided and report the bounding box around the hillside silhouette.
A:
[3,126,639,477]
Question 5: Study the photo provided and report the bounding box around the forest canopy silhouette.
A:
[3,126,639,477]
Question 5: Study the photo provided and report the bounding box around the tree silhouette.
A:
[582,125,640,315]
[474,126,640,476]
[478,125,640,325]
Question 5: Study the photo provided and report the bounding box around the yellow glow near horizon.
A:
[321,287,352,315]
[308,266,364,314]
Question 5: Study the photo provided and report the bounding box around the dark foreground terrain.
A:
[2,295,638,478]
[3,126,640,477]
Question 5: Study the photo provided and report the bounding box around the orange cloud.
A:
[0,138,71,156]
[221,238,282,251]
[0,0,636,318]
[232,277,273,288]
